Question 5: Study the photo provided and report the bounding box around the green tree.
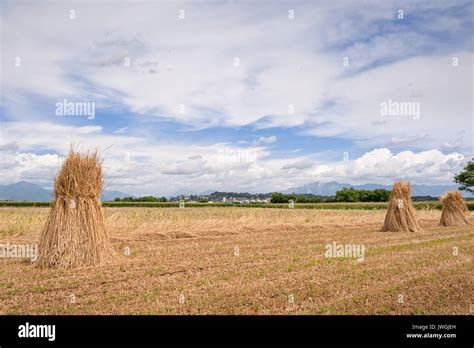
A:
[335,188,359,202]
[454,159,474,193]
[270,192,295,203]
[335,188,390,202]
[372,189,390,202]
[358,189,372,202]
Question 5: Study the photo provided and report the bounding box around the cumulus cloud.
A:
[307,149,465,185]
[0,126,467,195]
[1,1,472,194]
[0,151,61,186]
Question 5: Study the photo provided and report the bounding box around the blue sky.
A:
[0,0,472,196]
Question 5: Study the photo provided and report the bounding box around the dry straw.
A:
[439,191,471,226]
[381,181,421,232]
[36,146,117,268]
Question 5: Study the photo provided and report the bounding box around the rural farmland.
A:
[1,0,473,345]
[1,206,472,315]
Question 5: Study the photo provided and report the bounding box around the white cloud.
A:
[0,1,472,194]
[0,151,61,186]
[281,160,313,170]
[162,156,211,176]
[0,121,467,194]
[305,52,473,152]
[308,148,465,185]
[3,1,470,151]
[253,136,277,146]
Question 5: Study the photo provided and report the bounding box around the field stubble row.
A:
[0,207,472,314]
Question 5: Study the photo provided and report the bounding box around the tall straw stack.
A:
[439,191,471,226]
[381,181,421,232]
[36,147,116,268]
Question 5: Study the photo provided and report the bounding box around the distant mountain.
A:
[0,181,52,201]
[0,181,130,202]
[2,180,469,202]
[282,181,470,197]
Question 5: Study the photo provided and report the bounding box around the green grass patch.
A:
[1,201,472,210]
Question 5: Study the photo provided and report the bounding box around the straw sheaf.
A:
[53,150,104,199]
[439,191,471,226]
[36,148,117,269]
[381,181,422,232]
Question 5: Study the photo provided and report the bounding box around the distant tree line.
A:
[270,193,323,203]
[271,188,391,203]
[207,191,269,201]
[114,196,168,202]
[334,188,390,202]
[113,189,444,204]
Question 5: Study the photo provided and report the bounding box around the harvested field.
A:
[0,207,473,314]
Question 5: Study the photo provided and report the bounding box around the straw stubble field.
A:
[0,207,473,314]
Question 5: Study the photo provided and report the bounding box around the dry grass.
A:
[381,181,421,233]
[0,207,472,314]
[440,191,471,227]
[36,148,116,268]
